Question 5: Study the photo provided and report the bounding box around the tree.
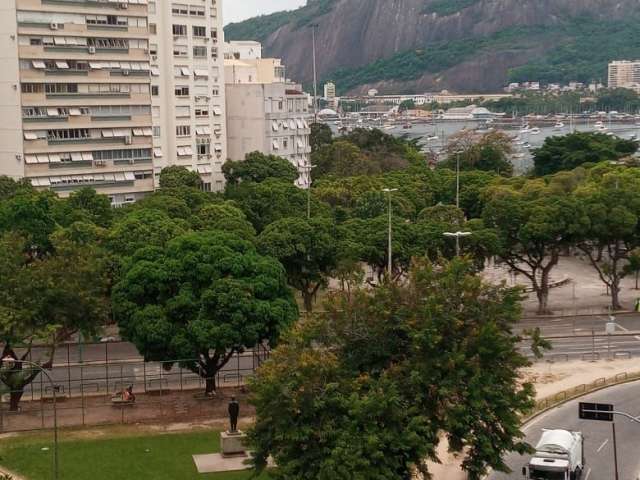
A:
[0,227,110,410]
[159,166,202,189]
[257,217,338,312]
[107,209,189,258]
[483,183,585,314]
[443,130,514,176]
[0,176,33,202]
[533,132,638,176]
[192,202,256,239]
[573,170,640,310]
[309,122,333,152]
[312,140,372,178]
[112,231,298,394]
[223,151,299,186]
[225,179,325,232]
[57,188,113,228]
[249,259,534,479]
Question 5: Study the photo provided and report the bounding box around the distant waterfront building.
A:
[608,60,640,92]
[224,46,313,188]
[323,82,336,100]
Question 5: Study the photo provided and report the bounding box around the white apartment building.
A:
[608,60,640,93]
[323,82,336,100]
[224,40,262,61]
[226,82,312,188]
[0,0,155,203]
[148,0,227,192]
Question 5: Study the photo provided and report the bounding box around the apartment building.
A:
[608,60,640,93]
[0,0,155,203]
[148,0,227,192]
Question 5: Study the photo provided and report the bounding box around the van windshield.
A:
[529,469,566,480]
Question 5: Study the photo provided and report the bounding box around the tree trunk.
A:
[205,375,216,395]
[611,284,622,311]
[635,272,638,290]
[9,390,23,412]
[303,290,314,313]
[536,288,551,316]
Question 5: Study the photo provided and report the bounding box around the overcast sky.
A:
[224,0,307,25]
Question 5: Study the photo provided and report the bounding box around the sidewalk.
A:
[483,255,640,315]
[429,356,640,479]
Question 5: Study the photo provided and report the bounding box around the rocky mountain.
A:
[224,0,640,94]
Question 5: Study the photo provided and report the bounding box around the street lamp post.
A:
[382,188,398,277]
[454,150,463,209]
[301,163,317,219]
[443,231,473,257]
[2,357,58,479]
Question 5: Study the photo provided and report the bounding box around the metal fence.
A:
[0,342,270,433]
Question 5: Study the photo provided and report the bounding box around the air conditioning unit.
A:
[95,160,106,167]
[204,37,210,42]
[88,46,96,54]
[124,136,132,145]
[151,55,158,61]
[50,22,59,30]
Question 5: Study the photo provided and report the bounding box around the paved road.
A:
[518,314,640,361]
[488,380,640,480]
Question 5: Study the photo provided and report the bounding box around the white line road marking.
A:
[584,467,592,480]
[611,324,640,341]
[597,438,609,453]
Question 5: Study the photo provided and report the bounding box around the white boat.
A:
[519,124,531,133]
[530,127,541,135]
[426,135,439,142]
[554,122,565,130]
[594,121,607,132]
[523,142,532,149]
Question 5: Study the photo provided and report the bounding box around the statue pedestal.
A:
[220,431,247,457]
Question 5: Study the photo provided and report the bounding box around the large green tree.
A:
[249,259,533,479]
[159,165,202,189]
[0,227,111,410]
[257,216,338,312]
[223,151,299,186]
[533,132,638,176]
[112,231,298,394]
[483,183,585,314]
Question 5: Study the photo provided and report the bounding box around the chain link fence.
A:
[1,342,270,433]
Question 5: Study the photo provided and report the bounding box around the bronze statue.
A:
[228,396,240,433]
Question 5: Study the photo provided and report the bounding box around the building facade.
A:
[323,81,336,100]
[0,0,228,202]
[226,81,312,188]
[1,0,156,203]
[148,0,227,192]
[608,60,640,93]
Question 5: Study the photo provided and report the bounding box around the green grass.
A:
[0,430,270,480]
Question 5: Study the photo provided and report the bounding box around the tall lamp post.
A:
[300,163,317,219]
[444,231,472,257]
[383,188,398,277]
[454,149,464,209]
[2,357,58,479]
[309,24,319,122]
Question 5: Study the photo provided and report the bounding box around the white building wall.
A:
[0,0,24,180]
[149,0,227,192]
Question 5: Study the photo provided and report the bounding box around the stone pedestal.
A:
[220,431,247,457]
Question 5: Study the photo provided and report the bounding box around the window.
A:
[193,26,206,37]
[21,83,43,93]
[196,137,210,155]
[175,85,189,97]
[173,45,188,57]
[153,126,161,137]
[151,85,159,96]
[176,125,191,136]
[176,106,191,117]
[195,108,208,118]
[47,128,90,141]
[172,4,188,15]
[193,46,207,57]
[189,5,205,16]
[172,24,187,36]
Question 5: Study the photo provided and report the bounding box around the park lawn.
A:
[0,429,270,480]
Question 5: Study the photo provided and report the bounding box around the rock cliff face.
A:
[225,0,640,93]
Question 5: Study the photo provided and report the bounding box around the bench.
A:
[111,397,135,407]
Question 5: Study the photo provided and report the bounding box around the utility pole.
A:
[310,24,319,123]
[382,188,398,278]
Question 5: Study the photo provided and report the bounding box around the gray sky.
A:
[224,0,307,25]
